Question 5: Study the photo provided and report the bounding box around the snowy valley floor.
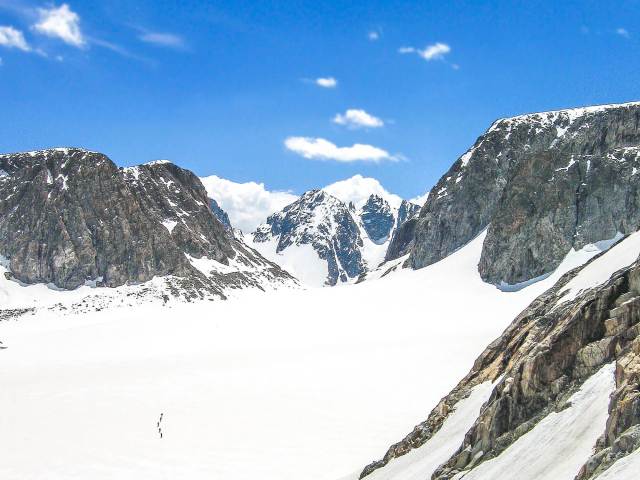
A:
[0,232,626,480]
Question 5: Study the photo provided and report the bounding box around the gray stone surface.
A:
[385,200,421,261]
[209,198,233,232]
[0,148,293,293]
[408,102,640,285]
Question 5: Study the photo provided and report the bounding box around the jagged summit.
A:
[251,188,419,286]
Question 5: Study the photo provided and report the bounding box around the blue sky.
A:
[0,0,639,199]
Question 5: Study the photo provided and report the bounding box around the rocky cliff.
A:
[385,200,421,261]
[0,148,295,298]
[405,102,640,286]
[360,232,640,480]
[209,198,233,232]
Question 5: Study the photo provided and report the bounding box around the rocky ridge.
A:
[0,148,296,306]
[399,102,640,285]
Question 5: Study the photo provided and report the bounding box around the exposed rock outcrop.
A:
[0,148,295,296]
[209,198,233,232]
[360,195,395,244]
[408,102,640,285]
[385,200,421,261]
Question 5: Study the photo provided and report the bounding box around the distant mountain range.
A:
[249,189,419,286]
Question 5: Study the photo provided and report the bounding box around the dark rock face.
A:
[253,190,365,285]
[361,236,640,480]
[209,198,233,231]
[360,195,395,244]
[385,217,418,262]
[0,148,293,293]
[396,199,421,228]
[480,148,640,285]
[385,200,421,261]
[409,102,640,285]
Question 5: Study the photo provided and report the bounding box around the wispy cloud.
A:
[368,31,379,41]
[616,27,630,39]
[284,137,397,163]
[333,109,384,129]
[33,3,84,47]
[0,25,31,51]
[90,37,154,65]
[315,77,337,88]
[138,31,185,49]
[399,42,451,61]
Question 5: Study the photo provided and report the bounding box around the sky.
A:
[0,0,639,201]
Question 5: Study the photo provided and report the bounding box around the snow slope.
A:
[250,236,329,287]
[364,381,498,480]
[0,232,630,480]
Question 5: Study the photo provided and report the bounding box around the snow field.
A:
[1,231,638,480]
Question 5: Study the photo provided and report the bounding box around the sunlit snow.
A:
[0,232,633,480]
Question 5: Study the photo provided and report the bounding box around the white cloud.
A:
[368,31,379,41]
[139,31,185,49]
[200,175,298,232]
[616,27,630,38]
[420,42,450,60]
[0,26,31,51]
[315,77,337,88]
[333,109,384,129]
[284,137,397,163]
[323,175,402,209]
[33,4,84,47]
[399,42,451,61]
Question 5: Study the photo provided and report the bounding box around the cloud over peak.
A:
[0,26,31,51]
[200,175,297,232]
[33,3,84,47]
[399,42,451,61]
[284,137,397,163]
[333,109,384,129]
[323,174,402,209]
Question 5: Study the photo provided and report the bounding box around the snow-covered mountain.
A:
[250,187,419,287]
